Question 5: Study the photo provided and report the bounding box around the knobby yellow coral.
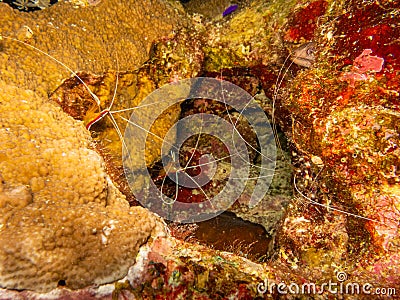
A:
[0,0,187,291]
[0,80,165,292]
[0,0,186,97]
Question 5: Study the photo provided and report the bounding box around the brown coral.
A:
[0,0,196,291]
[0,80,165,292]
[0,0,186,97]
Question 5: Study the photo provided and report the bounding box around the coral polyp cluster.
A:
[0,80,165,292]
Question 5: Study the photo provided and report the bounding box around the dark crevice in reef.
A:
[57,279,66,287]
[168,211,273,262]
[152,69,293,263]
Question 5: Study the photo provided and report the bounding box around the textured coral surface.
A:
[0,0,399,297]
[0,81,164,292]
[0,0,191,172]
[0,0,186,293]
[0,0,186,96]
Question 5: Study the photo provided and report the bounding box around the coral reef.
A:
[182,0,245,21]
[46,28,205,209]
[11,0,52,11]
[179,0,400,294]
[0,0,399,297]
[0,80,164,292]
[0,0,202,201]
[274,0,400,291]
[0,0,186,97]
[283,0,400,248]
[0,0,199,293]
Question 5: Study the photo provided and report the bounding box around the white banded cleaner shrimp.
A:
[273,41,399,230]
[122,76,278,222]
[0,33,183,203]
[2,31,396,228]
[1,33,279,223]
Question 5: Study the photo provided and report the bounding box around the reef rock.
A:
[1,0,399,297]
[274,0,400,290]
[194,0,400,292]
[283,0,400,247]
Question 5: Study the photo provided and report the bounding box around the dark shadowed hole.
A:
[193,212,272,261]
[57,279,66,287]
[168,212,273,262]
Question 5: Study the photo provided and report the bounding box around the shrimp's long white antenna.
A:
[293,173,395,227]
[271,52,296,158]
[108,58,119,112]
[2,34,135,167]
[184,130,202,171]
[272,43,316,158]
[217,72,276,174]
[2,36,101,106]
[160,158,178,205]
[120,116,182,154]
[3,34,130,154]
[102,58,132,160]
[3,33,210,203]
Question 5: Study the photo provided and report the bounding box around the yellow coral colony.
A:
[0,80,165,292]
[0,0,187,292]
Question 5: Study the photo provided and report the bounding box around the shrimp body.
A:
[291,42,316,68]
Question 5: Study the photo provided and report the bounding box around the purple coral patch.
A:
[223,4,238,17]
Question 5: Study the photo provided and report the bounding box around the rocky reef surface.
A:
[0,0,399,298]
